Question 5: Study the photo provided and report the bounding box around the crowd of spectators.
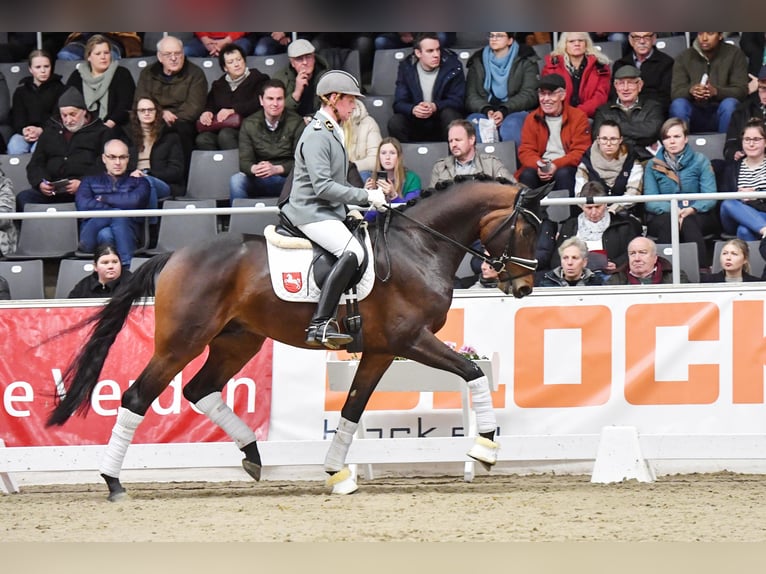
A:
[2,31,766,297]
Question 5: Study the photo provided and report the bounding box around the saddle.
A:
[264,213,376,304]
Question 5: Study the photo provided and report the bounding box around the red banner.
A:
[0,306,273,447]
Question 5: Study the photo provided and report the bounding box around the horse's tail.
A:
[46,252,174,427]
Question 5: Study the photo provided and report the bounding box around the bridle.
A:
[477,190,542,282]
[377,187,542,283]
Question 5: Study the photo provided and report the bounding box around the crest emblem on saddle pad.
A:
[282,272,303,293]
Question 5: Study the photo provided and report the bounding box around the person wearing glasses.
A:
[611,32,674,114]
[541,32,612,119]
[724,66,766,162]
[576,119,643,216]
[719,118,766,240]
[75,139,150,268]
[127,96,186,202]
[134,35,207,175]
[464,32,539,149]
[669,32,749,134]
[594,65,664,161]
[16,86,111,212]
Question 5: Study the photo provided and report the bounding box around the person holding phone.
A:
[363,137,421,221]
[364,137,422,202]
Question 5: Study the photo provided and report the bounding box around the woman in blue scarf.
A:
[465,32,540,149]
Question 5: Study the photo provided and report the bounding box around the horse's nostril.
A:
[516,285,532,298]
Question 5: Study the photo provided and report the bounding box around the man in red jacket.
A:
[516,73,591,198]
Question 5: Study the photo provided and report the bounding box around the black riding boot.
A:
[305,251,359,349]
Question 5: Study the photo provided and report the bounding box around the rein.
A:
[375,192,541,282]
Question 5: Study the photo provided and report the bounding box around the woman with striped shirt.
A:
[720,118,766,240]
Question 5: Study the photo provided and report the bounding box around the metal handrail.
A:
[542,191,766,285]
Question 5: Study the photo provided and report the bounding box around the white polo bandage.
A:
[324,417,358,473]
[467,376,497,433]
[195,391,257,449]
[99,407,144,478]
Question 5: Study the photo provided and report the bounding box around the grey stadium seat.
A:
[0,153,32,193]
[655,35,688,59]
[185,149,240,202]
[228,197,280,236]
[401,142,449,188]
[369,48,409,96]
[246,54,289,76]
[5,202,79,259]
[55,258,94,298]
[0,259,45,299]
[142,199,218,255]
[655,242,700,283]
[688,132,726,162]
[120,56,157,84]
[477,140,517,174]
[364,95,394,138]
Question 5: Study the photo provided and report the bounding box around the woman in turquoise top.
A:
[644,117,720,268]
[364,137,422,219]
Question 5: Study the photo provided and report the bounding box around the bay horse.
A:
[47,178,548,500]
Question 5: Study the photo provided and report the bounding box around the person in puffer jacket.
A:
[75,138,150,267]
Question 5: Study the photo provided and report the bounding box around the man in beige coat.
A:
[430,119,515,188]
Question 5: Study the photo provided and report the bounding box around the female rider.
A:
[281,70,387,349]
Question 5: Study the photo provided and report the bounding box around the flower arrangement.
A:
[443,341,488,360]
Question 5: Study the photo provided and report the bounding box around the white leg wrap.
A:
[195,391,257,449]
[324,417,358,473]
[467,376,496,434]
[99,407,144,478]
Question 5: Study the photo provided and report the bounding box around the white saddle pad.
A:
[264,225,376,302]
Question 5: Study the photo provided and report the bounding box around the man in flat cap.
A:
[274,38,329,123]
[593,64,665,160]
[516,73,591,196]
[611,32,674,113]
[17,86,111,211]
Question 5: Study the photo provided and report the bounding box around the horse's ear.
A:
[518,181,555,211]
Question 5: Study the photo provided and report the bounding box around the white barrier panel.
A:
[5,284,766,487]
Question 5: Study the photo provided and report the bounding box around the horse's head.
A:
[481,182,553,298]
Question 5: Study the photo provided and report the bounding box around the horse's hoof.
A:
[242,459,262,482]
[107,489,128,503]
[326,467,358,495]
[467,436,499,472]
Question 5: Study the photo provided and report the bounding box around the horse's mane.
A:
[366,175,519,227]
